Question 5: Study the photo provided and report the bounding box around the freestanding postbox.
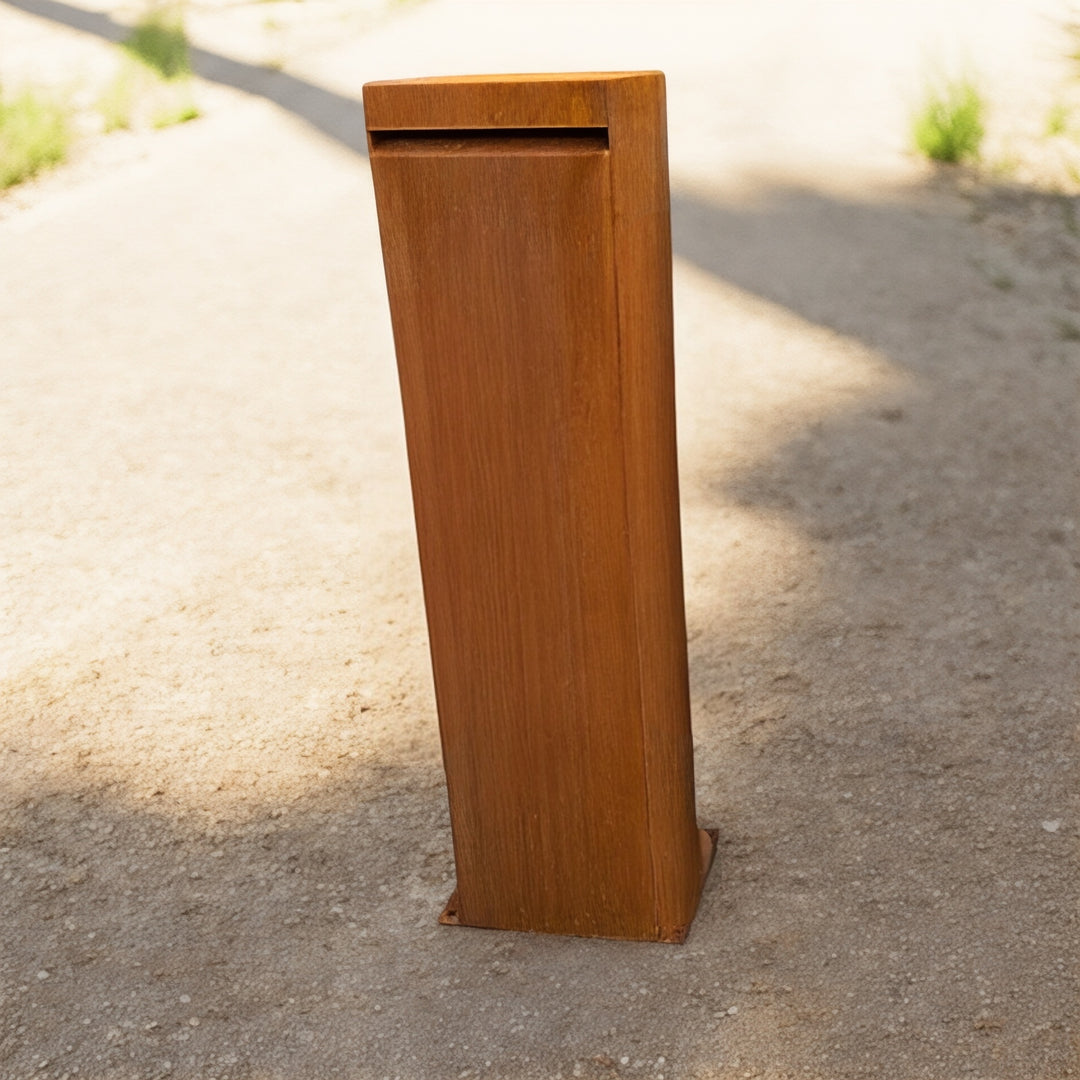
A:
[364,72,715,942]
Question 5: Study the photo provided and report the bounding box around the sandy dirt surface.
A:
[1,2,1079,1078]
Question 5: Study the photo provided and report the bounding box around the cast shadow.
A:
[3,0,370,155]
[672,177,1079,1078]
[2,0,1077,1071]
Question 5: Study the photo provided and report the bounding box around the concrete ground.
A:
[1,2,1078,1078]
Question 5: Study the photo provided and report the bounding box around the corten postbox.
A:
[364,72,715,942]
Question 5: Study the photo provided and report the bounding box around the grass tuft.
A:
[911,77,985,164]
[1045,102,1071,138]
[122,8,193,81]
[110,6,201,131]
[0,86,71,190]
[152,101,200,129]
[97,67,136,132]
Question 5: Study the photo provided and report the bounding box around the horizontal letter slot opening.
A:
[369,127,609,155]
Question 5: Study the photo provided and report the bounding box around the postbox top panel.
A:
[362,71,664,133]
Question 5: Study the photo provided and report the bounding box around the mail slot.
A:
[364,73,715,942]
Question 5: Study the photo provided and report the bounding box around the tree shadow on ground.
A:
[671,177,1079,1079]
[3,0,371,154]
[2,173,1074,1080]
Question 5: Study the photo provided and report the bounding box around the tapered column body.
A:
[365,73,714,942]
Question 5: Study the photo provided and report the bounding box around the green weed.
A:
[97,66,136,132]
[0,86,71,190]
[152,100,200,128]
[111,6,201,131]
[1046,101,1071,137]
[122,8,192,81]
[911,77,985,164]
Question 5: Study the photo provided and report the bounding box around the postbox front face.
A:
[365,75,713,942]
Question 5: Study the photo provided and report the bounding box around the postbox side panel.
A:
[605,77,708,937]
[370,138,657,939]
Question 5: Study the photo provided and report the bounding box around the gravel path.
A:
[1,2,1078,1078]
